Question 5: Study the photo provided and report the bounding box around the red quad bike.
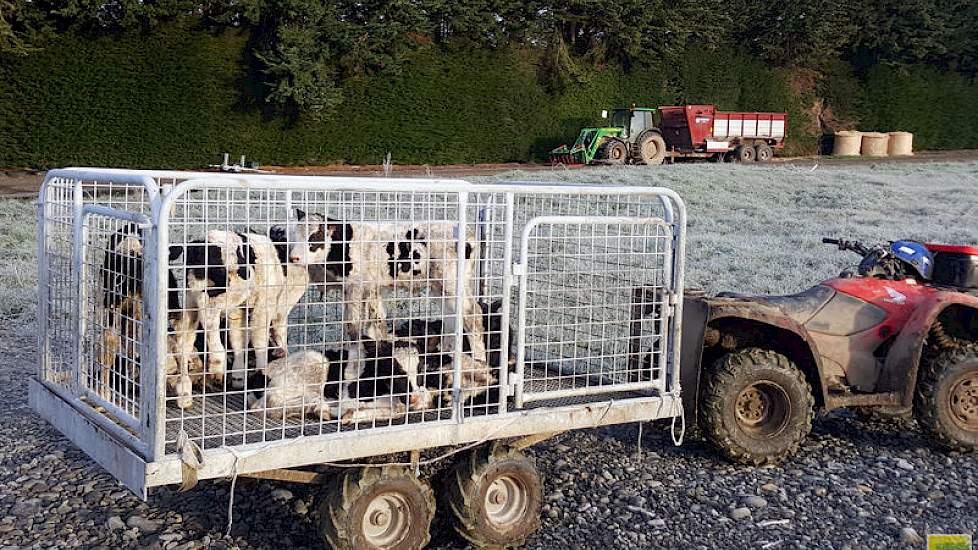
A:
[679,238,978,465]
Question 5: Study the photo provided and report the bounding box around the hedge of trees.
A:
[1,1,976,168]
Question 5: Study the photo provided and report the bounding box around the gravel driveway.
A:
[2,161,977,549]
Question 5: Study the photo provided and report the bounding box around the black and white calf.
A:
[98,225,204,403]
[168,229,310,408]
[248,340,431,423]
[394,300,511,408]
[287,209,488,363]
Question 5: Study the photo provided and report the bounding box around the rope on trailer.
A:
[636,422,644,458]
[176,430,203,492]
[670,396,685,446]
[224,447,243,538]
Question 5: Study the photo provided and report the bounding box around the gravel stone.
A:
[899,527,924,546]
[745,496,768,509]
[896,459,914,471]
[127,516,161,534]
[106,516,125,531]
[730,507,752,521]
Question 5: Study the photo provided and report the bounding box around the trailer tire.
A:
[754,143,773,162]
[701,348,814,466]
[735,145,755,163]
[444,442,542,549]
[915,343,978,451]
[637,132,667,165]
[319,466,436,550]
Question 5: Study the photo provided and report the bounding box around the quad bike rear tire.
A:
[735,145,756,163]
[915,343,978,451]
[319,466,436,550]
[754,142,773,162]
[636,132,667,165]
[444,442,542,549]
[599,140,628,165]
[700,348,814,465]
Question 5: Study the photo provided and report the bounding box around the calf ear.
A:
[295,208,306,221]
[168,245,184,262]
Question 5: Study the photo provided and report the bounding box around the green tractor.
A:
[550,107,668,166]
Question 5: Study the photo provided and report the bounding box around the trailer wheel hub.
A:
[362,492,410,546]
[735,382,791,437]
[485,474,528,528]
[949,371,978,429]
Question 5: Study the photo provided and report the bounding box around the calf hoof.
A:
[175,376,194,409]
[176,393,193,409]
[207,356,226,379]
[229,374,246,390]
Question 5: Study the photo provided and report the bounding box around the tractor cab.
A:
[609,107,657,140]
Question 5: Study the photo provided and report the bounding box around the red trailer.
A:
[658,104,787,162]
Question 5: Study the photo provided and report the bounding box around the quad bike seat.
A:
[715,285,835,324]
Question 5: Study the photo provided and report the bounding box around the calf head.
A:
[289,209,352,277]
[360,339,433,411]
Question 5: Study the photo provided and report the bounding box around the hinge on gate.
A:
[666,291,679,315]
[512,263,525,276]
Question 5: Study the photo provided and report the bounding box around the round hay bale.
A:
[861,132,890,157]
[832,131,862,156]
[888,132,913,156]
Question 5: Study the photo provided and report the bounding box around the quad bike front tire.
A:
[636,132,667,165]
[700,348,815,465]
[444,442,542,549]
[915,343,978,451]
[754,142,773,162]
[319,466,436,550]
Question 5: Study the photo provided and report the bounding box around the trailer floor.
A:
[161,363,653,454]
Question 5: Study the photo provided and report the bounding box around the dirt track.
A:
[3,149,978,197]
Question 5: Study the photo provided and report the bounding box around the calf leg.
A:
[168,310,197,409]
[227,309,248,389]
[99,310,121,400]
[200,308,227,384]
[250,305,273,373]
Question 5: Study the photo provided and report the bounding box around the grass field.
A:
[483,160,978,295]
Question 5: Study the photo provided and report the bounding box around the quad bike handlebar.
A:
[822,237,871,256]
[824,236,919,281]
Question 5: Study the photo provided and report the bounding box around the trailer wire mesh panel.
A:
[32,169,687,496]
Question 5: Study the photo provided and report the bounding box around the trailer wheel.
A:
[319,466,436,550]
[700,348,814,466]
[915,343,978,451]
[637,133,667,165]
[754,143,773,162]
[444,442,542,548]
[735,145,755,163]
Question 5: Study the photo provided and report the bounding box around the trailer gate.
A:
[30,169,686,498]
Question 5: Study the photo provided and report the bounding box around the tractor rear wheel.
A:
[754,142,773,162]
[444,442,542,548]
[637,133,667,165]
[700,348,814,466]
[915,343,978,451]
[319,466,436,550]
[599,140,628,165]
[735,145,756,162]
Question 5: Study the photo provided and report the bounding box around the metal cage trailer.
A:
[30,168,687,549]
